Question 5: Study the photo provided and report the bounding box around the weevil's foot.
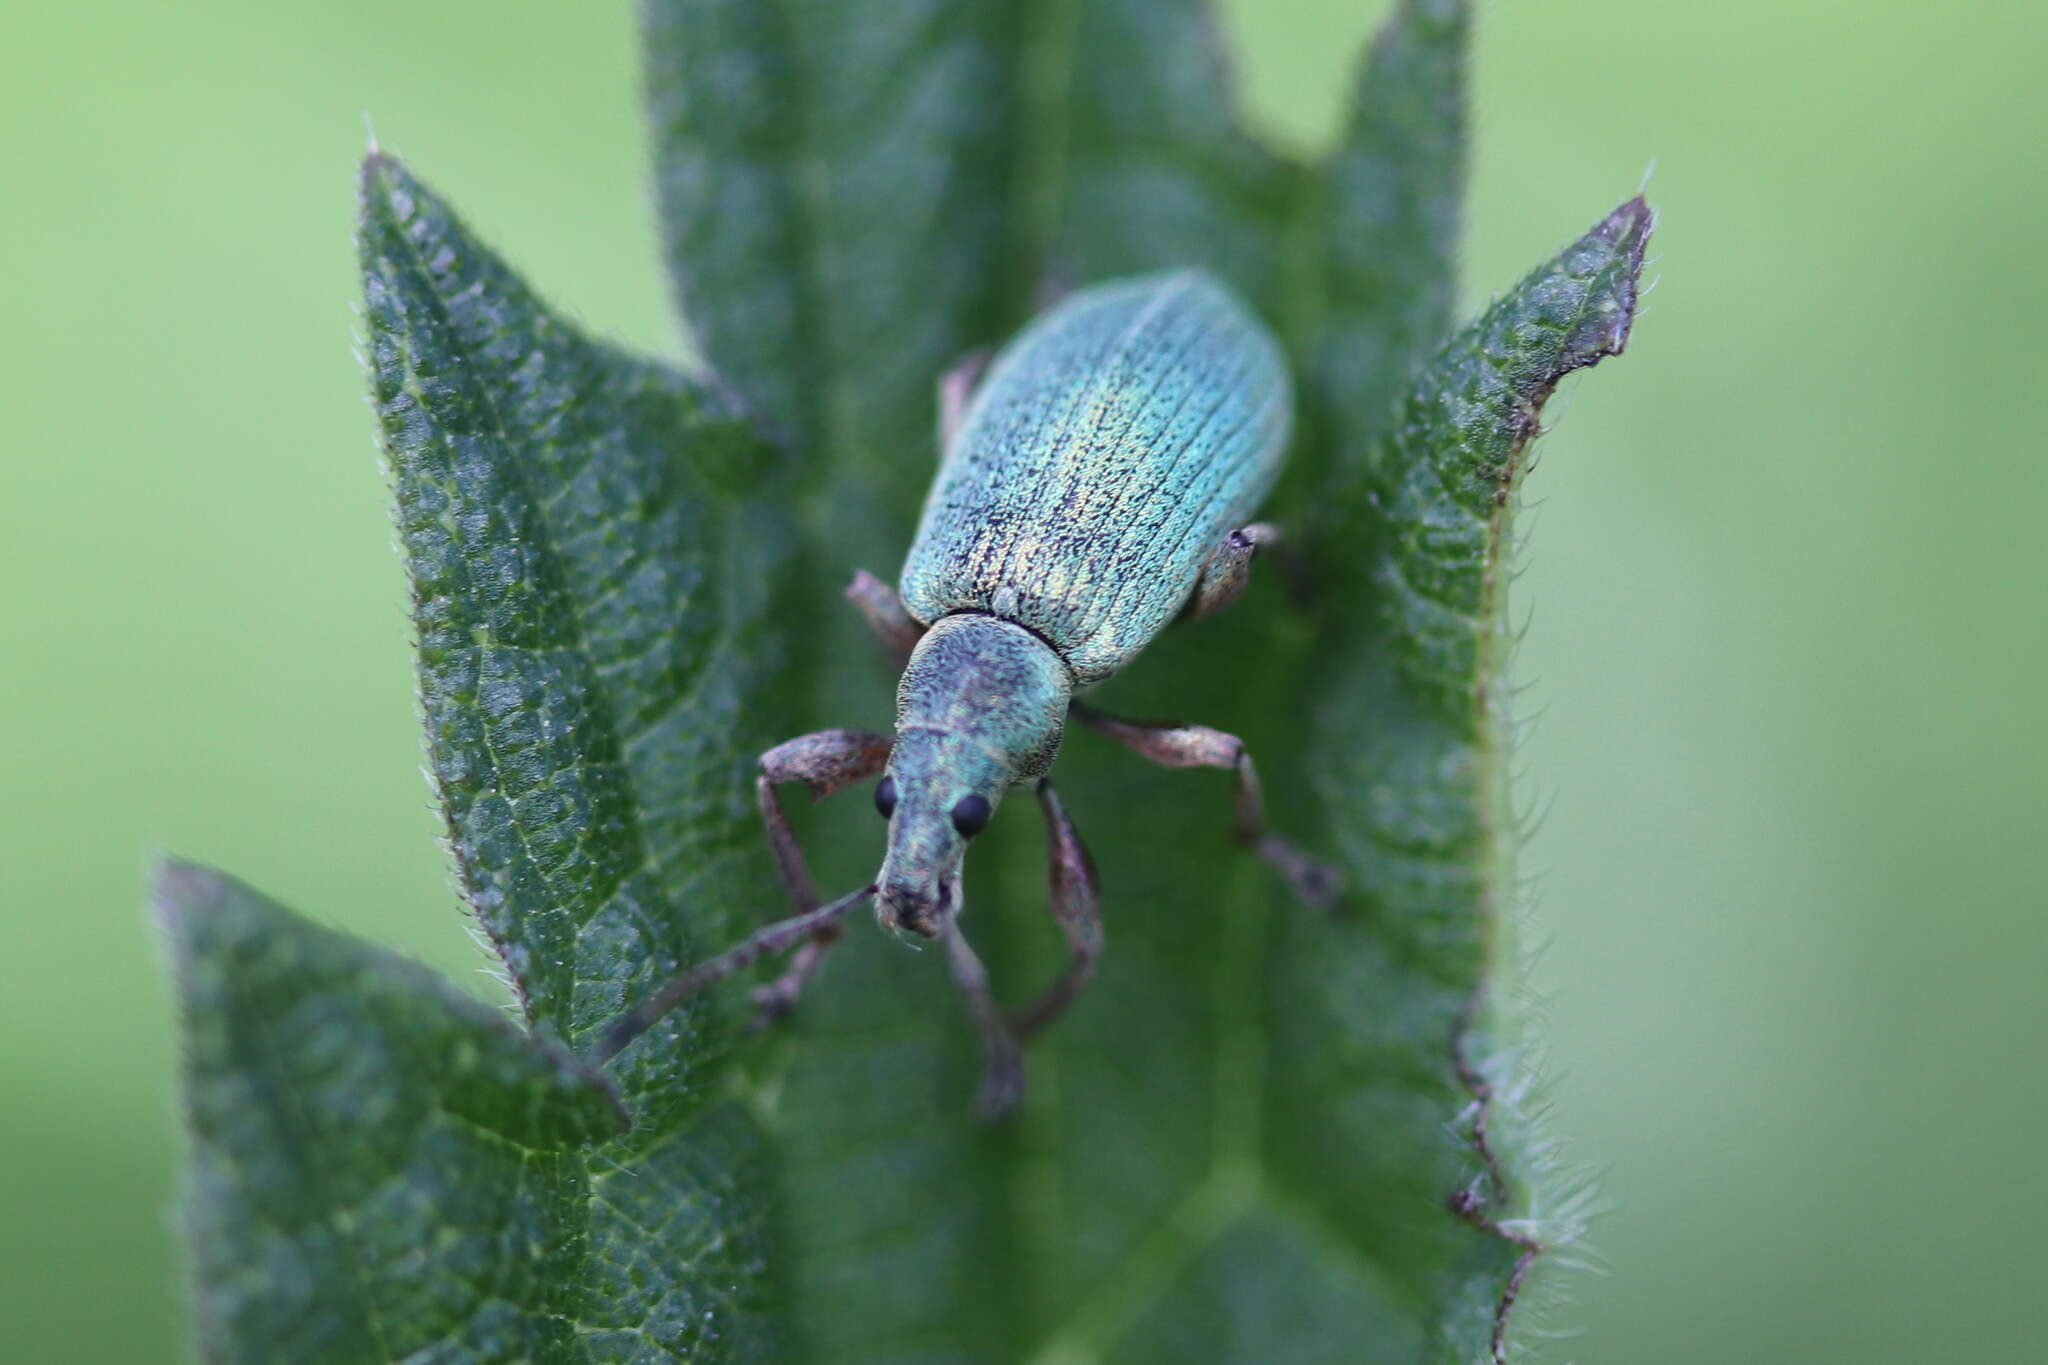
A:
[1258,836,1344,912]
[744,933,839,1031]
[975,1041,1029,1122]
[745,980,801,1032]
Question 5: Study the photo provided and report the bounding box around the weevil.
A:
[597,270,1335,1114]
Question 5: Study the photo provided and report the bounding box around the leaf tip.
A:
[151,854,218,918]
[1394,0,1471,37]
[356,148,421,235]
[150,857,241,953]
[149,856,262,1014]
[1599,192,1655,243]
[1594,195,1655,291]
[356,145,401,187]
[1547,195,1654,378]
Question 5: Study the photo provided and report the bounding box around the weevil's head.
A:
[873,612,1072,938]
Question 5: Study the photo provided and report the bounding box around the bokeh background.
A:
[4,1,2042,1360]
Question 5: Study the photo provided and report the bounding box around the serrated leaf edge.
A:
[1449,194,1651,1364]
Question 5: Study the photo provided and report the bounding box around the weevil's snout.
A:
[871,727,1002,943]
[874,613,1063,947]
[877,874,953,939]
[873,778,972,939]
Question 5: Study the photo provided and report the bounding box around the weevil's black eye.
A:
[874,776,898,819]
[950,794,992,838]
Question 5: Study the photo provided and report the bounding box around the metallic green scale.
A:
[601,271,1316,1116]
[878,271,1291,942]
[901,269,1291,686]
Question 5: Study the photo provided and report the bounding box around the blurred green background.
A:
[4,1,2041,1360]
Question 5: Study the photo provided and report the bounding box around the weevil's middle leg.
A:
[750,728,893,1023]
[942,918,1027,1119]
[1073,703,1341,909]
[1182,522,1281,622]
[845,570,925,665]
[1012,779,1103,1038]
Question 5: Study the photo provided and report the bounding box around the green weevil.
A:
[599,270,1334,1114]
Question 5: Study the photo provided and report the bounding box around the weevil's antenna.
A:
[592,884,877,1065]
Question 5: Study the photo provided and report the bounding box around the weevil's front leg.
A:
[1012,780,1103,1038]
[938,347,994,452]
[749,729,893,1023]
[595,883,877,1064]
[757,729,894,910]
[1182,522,1281,621]
[942,918,1028,1120]
[845,570,925,666]
[1073,703,1341,909]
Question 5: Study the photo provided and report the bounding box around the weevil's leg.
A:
[758,728,894,910]
[942,918,1028,1119]
[1012,780,1104,1038]
[844,569,925,665]
[749,729,894,1022]
[747,934,837,1029]
[594,883,878,1064]
[938,347,993,452]
[1072,703,1341,909]
[1182,523,1281,621]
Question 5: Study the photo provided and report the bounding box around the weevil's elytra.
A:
[905,272,1290,684]
[597,269,1334,1116]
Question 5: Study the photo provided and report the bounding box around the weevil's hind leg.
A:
[749,729,894,1023]
[942,918,1028,1119]
[1073,703,1341,909]
[1182,523,1281,622]
[845,570,925,666]
[1012,780,1103,1038]
[937,347,994,452]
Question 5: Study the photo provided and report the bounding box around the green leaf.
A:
[1303,0,1467,465]
[640,1,1645,1362]
[360,152,790,1360]
[1027,0,1305,316]
[640,0,1299,551]
[1289,194,1652,1363]
[171,150,799,1359]
[166,146,808,1362]
[161,858,626,1364]
[169,2,1648,1361]
[641,0,1020,539]
[360,150,794,1103]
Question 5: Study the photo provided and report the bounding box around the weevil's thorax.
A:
[875,613,1072,936]
[894,613,1071,779]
